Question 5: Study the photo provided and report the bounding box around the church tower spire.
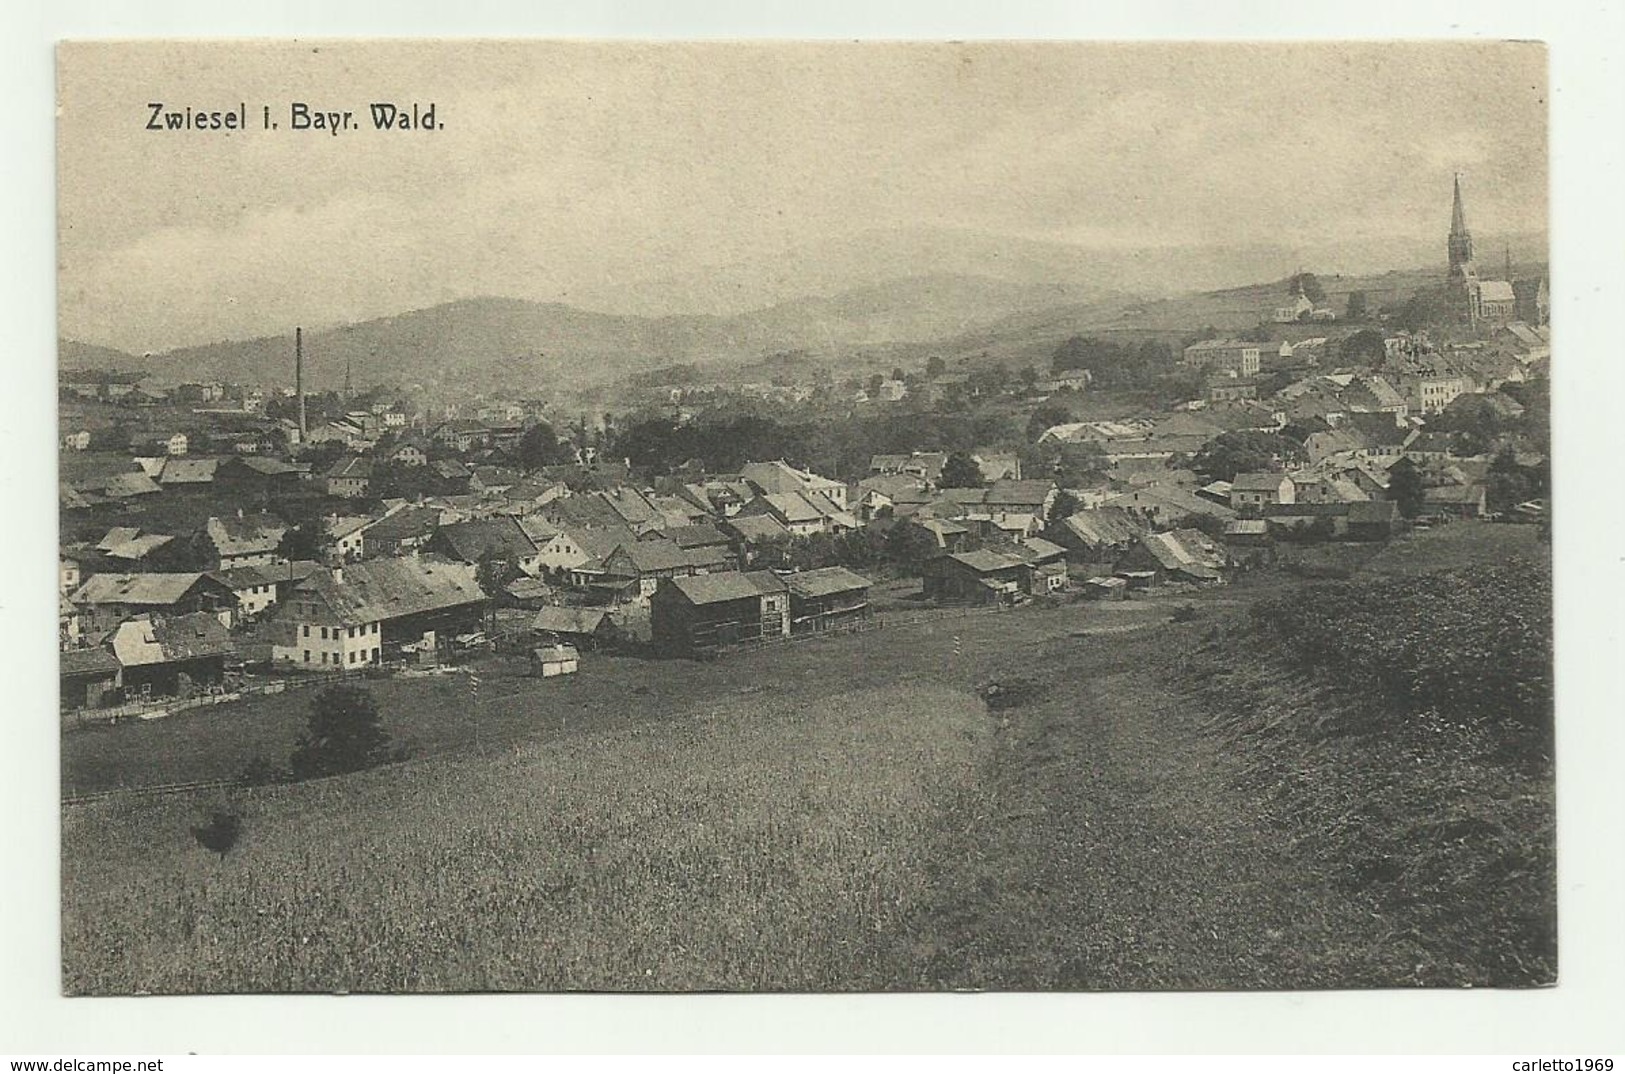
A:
[1447,172,1480,323]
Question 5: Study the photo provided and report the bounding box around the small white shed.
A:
[530,644,580,678]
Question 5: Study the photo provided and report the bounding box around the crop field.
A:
[61,522,1553,993]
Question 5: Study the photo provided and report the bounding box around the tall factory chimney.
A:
[295,326,308,438]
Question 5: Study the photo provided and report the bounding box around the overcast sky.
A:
[57,40,1547,352]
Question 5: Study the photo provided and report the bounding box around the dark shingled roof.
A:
[783,566,871,599]
[666,570,788,606]
[290,556,485,628]
[60,647,122,676]
[434,517,539,563]
[531,606,611,635]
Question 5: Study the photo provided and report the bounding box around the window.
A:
[349,651,356,664]
[320,652,327,664]
[302,625,310,638]
[303,650,310,663]
[372,647,379,662]
[371,622,378,634]
[320,626,329,640]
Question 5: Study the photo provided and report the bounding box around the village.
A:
[57,180,1550,761]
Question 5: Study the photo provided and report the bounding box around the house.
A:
[1230,473,1297,511]
[530,644,581,678]
[204,514,288,570]
[974,452,1022,483]
[214,455,310,497]
[157,456,218,491]
[1181,340,1262,378]
[270,556,487,669]
[598,539,726,604]
[326,456,373,498]
[741,459,849,510]
[429,517,543,576]
[59,646,124,710]
[70,572,237,634]
[870,452,949,485]
[922,549,1032,605]
[165,433,189,456]
[61,430,92,451]
[650,570,792,655]
[982,479,1059,521]
[103,532,176,565]
[784,567,872,634]
[1422,484,1488,519]
[911,517,972,553]
[208,564,288,622]
[389,439,430,467]
[59,595,83,651]
[738,491,857,537]
[1346,499,1399,541]
[109,612,236,699]
[1015,536,1070,594]
[526,522,635,577]
[531,605,618,651]
[1081,575,1129,601]
[1121,528,1231,585]
[856,475,934,522]
[326,514,372,561]
[1053,508,1147,563]
[663,523,735,563]
[1100,485,1237,527]
[361,504,441,558]
[720,513,794,566]
[59,557,81,594]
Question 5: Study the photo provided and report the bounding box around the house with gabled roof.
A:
[742,459,849,510]
[271,556,486,669]
[651,570,792,655]
[1121,528,1231,585]
[428,517,542,576]
[204,514,289,570]
[70,572,237,634]
[598,538,727,604]
[326,455,373,498]
[531,605,619,651]
[784,566,872,634]
[109,612,236,698]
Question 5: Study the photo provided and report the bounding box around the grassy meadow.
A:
[63,682,992,993]
[61,522,1555,992]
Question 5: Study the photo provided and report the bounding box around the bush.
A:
[289,685,393,781]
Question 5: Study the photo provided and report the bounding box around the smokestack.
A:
[296,327,308,439]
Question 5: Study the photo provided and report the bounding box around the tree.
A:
[1290,272,1327,304]
[289,685,392,780]
[940,451,986,489]
[1338,329,1388,366]
[1388,463,1425,520]
[516,421,574,471]
[1486,447,1535,512]
[1026,403,1074,443]
[1345,290,1369,321]
[1191,431,1306,482]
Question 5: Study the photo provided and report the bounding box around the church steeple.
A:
[1447,172,1481,324]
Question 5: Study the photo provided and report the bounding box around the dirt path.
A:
[873,625,1398,990]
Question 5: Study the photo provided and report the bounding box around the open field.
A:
[61,522,1553,992]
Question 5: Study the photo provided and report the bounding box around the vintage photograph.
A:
[56,40,1553,995]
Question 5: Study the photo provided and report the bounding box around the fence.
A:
[703,601,1008,658]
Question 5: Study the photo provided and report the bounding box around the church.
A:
[1446,174,1547,328]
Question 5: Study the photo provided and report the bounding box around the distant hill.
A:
[58,339,145,374]
[61,274,1109,395]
